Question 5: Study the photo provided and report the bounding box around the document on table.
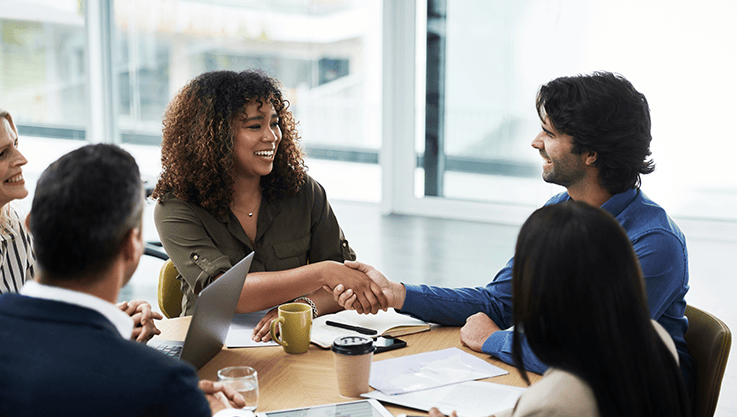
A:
[226,310,278,347]
[363,381,525,417]
[369,347,508,395]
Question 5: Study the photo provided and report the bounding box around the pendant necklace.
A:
[232,195,261,218]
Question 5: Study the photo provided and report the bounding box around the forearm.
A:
[305,289,344,316]
[400,283,509,326]
[236,262,335,313]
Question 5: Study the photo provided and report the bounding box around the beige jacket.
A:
[494,320,677,417]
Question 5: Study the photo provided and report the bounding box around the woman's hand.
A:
[319,261,388,314]
[252,307,279,342]
[329,261,406,313]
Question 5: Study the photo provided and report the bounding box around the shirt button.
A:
[342,242,347,247]
[192,254,199,260]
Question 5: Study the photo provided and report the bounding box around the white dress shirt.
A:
[20,279,133,339]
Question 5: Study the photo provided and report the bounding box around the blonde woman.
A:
[0,107,34,294]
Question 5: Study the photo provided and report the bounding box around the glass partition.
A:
[418,0,737,221]
[113,0,383,162]
[0,0,87,138]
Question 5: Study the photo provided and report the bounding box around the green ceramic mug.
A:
[269,303,313,354]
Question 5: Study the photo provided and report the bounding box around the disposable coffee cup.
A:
[331,335,375,397]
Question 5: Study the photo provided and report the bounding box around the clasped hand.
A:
[117,300,163,342]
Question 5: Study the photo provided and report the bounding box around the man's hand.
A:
[118,300,163,342]
[198,380,247,414]
[429,407,457,417]
[459,312,501,352]
[329,261,405,313]
[252,307,278,342]
[320,261,388,314]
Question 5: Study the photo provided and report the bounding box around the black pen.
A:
[325,320,378,335]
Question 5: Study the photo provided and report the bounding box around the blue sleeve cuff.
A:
[401,283,422,311]
[482,329,511,356]
[482,330,548,375]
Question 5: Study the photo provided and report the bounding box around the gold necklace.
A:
[232,196,261,217]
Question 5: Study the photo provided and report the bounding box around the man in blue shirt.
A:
[336,72,693,395]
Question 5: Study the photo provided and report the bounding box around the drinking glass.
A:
[217,366,259,411]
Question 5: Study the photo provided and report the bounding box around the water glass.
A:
[217,366,259,411]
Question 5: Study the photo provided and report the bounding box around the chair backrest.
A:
[684,305,732,417]
[158,259,183,319]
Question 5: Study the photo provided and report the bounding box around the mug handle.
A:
[270,317,288,348]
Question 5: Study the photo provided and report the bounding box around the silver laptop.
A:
[148,252,254,369]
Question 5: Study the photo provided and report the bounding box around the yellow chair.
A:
[684,305,732,417]
[158,259,183,319]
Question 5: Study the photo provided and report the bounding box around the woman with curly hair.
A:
[152,70,386,340]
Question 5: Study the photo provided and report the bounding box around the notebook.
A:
[310,308,432,348]
[147,252,254,369]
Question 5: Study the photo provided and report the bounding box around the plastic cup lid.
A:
[331,335,375,355]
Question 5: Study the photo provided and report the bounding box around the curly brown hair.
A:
[151,70,306,218]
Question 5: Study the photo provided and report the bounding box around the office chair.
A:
[684,305,732,417]
[144,241,169,260]
[158,259,183,319]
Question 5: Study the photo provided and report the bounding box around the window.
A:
[414,0,737,222]
[0,0,87,138]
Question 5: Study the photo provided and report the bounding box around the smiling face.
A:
[530,117,588,189]
[232,100,282,181]
[0,117,28,207]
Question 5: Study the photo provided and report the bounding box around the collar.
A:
[20,280,134,339]
[598,188,638,218]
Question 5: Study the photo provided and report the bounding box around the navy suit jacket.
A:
[0,293,211,416]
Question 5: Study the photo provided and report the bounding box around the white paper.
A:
[369,347,508,395]
[226,310,279,347]
[362,380,525,417]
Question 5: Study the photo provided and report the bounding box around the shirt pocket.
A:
[272,234,310,269]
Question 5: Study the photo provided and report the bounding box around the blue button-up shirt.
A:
[401,188,692,388]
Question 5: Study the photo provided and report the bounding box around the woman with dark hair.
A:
[430,201,689,417]
[152,70,385,340]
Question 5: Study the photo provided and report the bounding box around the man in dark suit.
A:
[0,144,248,416]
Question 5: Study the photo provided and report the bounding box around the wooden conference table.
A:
[154,317,542,415]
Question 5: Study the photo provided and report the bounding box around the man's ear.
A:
[24,213,31,230]
[121,227,144,262]
[584,150,598,166]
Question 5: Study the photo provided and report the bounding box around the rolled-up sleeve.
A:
[154,197,241,314]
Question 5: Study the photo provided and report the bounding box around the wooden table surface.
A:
[154,317,541,415]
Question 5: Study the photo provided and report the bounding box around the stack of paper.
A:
[361,348,525,417]
[310,308,431,348]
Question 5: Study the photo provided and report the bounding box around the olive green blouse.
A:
[154,175,356,315]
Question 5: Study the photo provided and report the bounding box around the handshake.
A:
[326,260,406,315]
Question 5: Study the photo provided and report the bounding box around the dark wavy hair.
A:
[151,70,306,218]
[511,201,689,417]
[536,71,655,194]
